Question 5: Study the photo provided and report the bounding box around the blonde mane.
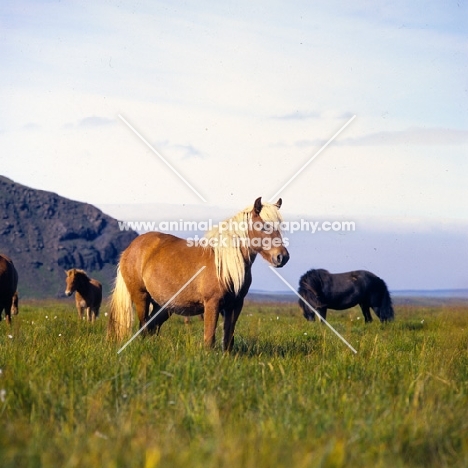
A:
[205,202,283,295]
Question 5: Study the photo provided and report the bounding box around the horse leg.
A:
[185,313,203,324]
[76,305,83,319]
[128,289,147,333]
[360,304,373,323]
[3,300,12,325]
[91,304,99,323]
[203,299,220,349]
[223,301,243,352]
[315,307,327,323]
[75,298,84,320]
[133,292,153,335]
[146,300,170,335]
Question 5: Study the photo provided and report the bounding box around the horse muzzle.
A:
[65,290,73,297]
[271,251,289,268]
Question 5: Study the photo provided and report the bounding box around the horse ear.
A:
[64,269,68,275]
[275,198,282,209]
[254,197,262,215]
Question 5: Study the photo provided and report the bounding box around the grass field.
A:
[1,300,467,467]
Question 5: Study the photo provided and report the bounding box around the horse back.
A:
[312,269,372,310]
[120,232,221,308]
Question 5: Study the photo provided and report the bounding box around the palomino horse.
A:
[65,269,103,322]
[0,254,19,324]
[108,197,289,351]
[298,269,394,323]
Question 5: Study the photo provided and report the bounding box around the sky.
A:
[1,0,467,292]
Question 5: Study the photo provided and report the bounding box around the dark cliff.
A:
[0,176,138,298]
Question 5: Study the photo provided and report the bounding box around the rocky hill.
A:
[0,176,138,298]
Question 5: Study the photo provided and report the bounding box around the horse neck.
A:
[246,250,257,267]
[213,238,257,297]
[74,274,90,295]
[239,243,257,264]
[209,204,281,295]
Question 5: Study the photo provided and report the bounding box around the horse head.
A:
[248,197,289,268]
[64,269,78,296]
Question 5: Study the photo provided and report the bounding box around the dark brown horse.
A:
[65,269,103,322]
[107,197,289,351]
[0,254,19,324]
[298,269,394,323]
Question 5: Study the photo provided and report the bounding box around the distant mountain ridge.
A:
[246,289,468,305]
[391,289,468,298]
[0,176,138,298]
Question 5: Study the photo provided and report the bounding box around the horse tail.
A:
[107,266,134,340]
[378,279,394,322]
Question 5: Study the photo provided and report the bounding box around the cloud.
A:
[273,111,322,121]
[61,116,116,130]
[22,122,41,131]
[293,127,468,148]
[272,111,356,122]
[177,144,205,160]
[78,116,116,128]
[157,141,205,159]
[343,127,468,146]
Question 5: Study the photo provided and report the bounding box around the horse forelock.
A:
[255,202,284,227]
[68,269,90,282]
[205,201,283,295]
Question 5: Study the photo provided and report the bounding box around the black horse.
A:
[298,269,394,323]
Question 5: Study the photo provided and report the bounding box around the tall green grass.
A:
[0,301,467,467]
